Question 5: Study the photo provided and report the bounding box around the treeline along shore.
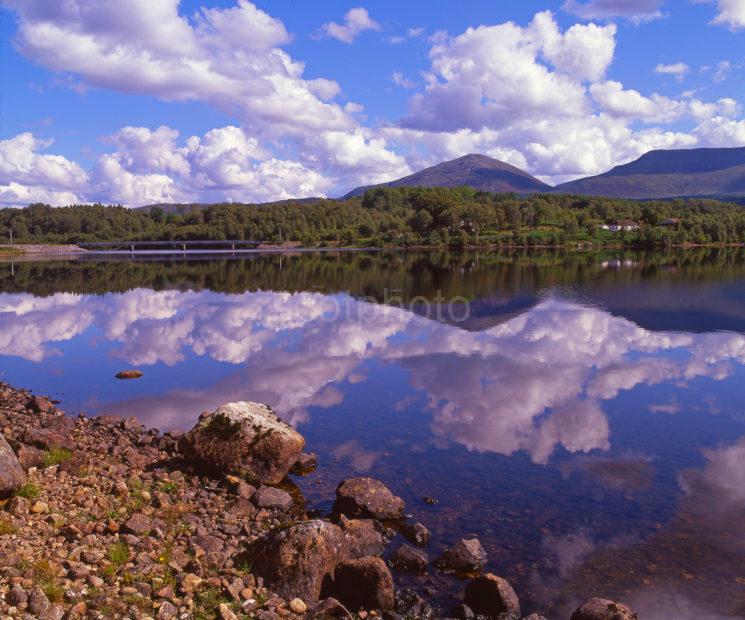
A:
[0,381,639,619]
[2,187,745,249]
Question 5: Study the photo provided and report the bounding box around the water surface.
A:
[2,250,745,619]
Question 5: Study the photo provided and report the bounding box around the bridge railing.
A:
[78,240,263,251]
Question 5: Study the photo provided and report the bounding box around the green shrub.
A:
[42,448,73,468]
[15,483,41,500]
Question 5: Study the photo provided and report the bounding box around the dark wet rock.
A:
[523,614,548,620]
[310,597,354,619]
[328,557,394,611]
[292,451,318,474]
[570,598,638,620]
[248,519,348,603]
[0,432,26,496]
[29,395,55,413]
[179,401,304,484]
[464,573,520,619]
[334,477,405,520]
[401,521,431,546]
[395,588,435,619]
[391,544,428,572]
[452,603,475,619]
[422,496,438,505]
[339,515,385,558]
[22,418,75,450]
[253,485,293,510]
[115,369,143,379]
[436,538,488,573]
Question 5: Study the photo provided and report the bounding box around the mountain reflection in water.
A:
[1,250,745,619]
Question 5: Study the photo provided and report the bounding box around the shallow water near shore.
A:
[2,249,745,619]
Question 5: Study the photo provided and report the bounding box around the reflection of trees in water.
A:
[1,248,745,301]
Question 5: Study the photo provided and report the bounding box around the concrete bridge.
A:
[78,239,263,252]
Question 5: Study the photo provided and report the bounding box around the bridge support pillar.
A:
[232,243,235,251]
[182,243,186,251]
[130,244,134,253]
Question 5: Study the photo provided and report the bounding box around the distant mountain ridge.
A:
[341,153,551,199]
[553,146,745,199]
[137,147,745,211]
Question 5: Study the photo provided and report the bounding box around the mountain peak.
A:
[341,153,550,199]
[554,145,745,199]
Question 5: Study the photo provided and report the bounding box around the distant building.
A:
[600,219,640,232]
[661,218,681,227]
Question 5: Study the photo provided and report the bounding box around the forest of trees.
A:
[2,186,745,248]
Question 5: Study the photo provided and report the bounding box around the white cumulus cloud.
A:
[320,7,381,43]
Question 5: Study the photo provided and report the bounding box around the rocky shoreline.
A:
[0,383,637,620]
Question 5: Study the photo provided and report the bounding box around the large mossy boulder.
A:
[179,402,304,484]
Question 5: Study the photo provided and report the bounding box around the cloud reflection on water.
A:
[2,289,745,467]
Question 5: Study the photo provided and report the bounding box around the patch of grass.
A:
[15,482,41,500]
[42,447,73,468]
[156,541,173,566]
[121,592,150,612]
[193,587,230,620]
[103,541,131,577]
[158,481,179,495]
[0,518,18,535]
[33,559,63,603]
[107,541,131,567]
[42,581,64,603]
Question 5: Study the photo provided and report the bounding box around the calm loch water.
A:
[2,250,745,619]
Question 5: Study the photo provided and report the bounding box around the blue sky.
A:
[1,0,744,207]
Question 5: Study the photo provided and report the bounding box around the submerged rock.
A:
[400,521,431,546]
[570,598,639,620]
[435,538,488,573]
[464,573,520,619]
[333,477,405,520]
[292,452,318,474]
[0,433,26,496]
[247,519,348,603]
[115,369,143,379]
[179,401,304,484]
[328,557,394,611]
[395,589,435,619]
[391,544,428,572]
